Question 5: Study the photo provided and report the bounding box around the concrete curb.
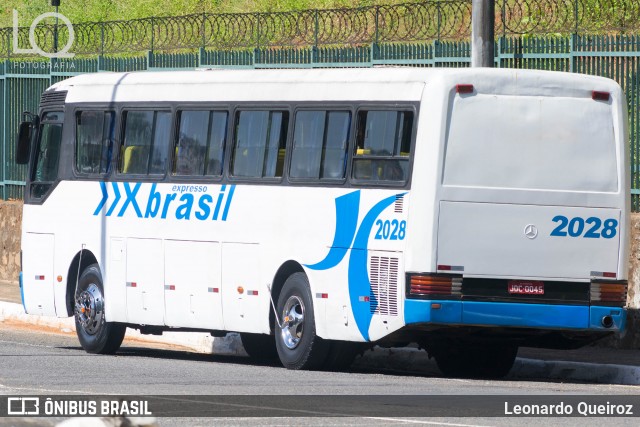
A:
[2,301,639,385]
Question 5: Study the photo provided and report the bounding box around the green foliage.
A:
[1,0,405,28]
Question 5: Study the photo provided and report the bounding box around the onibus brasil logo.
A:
[12,9,75,58]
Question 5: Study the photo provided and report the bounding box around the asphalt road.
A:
[0,322,638,427]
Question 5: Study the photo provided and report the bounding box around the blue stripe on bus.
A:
[461,302,588,329]
[305,191,360,271]
[404,299,463,324]
[347,194,398,340]
[93,182,109,215]
[405,300,626,332]
[19,271,26,313]
[221,184,235,221]
[213,185,226,220]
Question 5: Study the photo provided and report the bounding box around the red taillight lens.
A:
[590,281,627,305]
[409,274,462,297]
[592,91,610,102]
[456,84,474,94]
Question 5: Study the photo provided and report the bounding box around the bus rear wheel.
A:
[74,264,126,354]
[433,343,518,379]
[275,273,329,370]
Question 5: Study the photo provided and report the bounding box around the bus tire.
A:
[240,333,278,360]
[74,264,126,354]
[275,272,329,370]
[434,344,518,379]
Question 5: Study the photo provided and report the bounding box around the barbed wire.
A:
[500,0,640,35]
[1,0,639,57]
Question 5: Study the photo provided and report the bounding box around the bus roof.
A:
[48,67,619,104]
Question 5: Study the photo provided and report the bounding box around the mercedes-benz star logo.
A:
[524,224,538,239]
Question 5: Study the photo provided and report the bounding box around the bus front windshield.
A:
[31,112,64,199]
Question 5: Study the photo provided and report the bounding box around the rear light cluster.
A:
[408,274,462,297]
[590,281,627,306]
[592,91,610,102]
[456,84,474,94]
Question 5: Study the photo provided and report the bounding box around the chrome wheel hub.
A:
[74,283,104,335]
[280,295,305,349]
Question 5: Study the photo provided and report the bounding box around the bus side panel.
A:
[221,242,269,333]
[164,239,224,330]
[22,233,56,316]
[105,237,127,322]
[125,238,164,325]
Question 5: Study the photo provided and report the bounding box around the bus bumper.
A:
[404,299,626,332]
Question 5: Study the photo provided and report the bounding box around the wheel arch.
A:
[269,260,305,333]
[65,249,99,316]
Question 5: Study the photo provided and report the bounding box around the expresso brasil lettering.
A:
[93,182,235,221]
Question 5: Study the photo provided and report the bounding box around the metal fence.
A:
[1,1,640,208]
[2,1,640,56]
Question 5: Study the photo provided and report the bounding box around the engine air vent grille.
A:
[369,255,399,316]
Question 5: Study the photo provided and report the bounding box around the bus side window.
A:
[231,110,288,178]
[173,110,227,177]
[75,111,114,175]
[352,110,412,184]
[119,111,171,175]
[290,110,350,180]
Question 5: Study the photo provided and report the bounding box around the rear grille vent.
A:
[369,256,399,316]
[394,195,404,213]
[40,90,67,108]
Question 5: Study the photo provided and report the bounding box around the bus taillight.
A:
[407,274,462,297]
[592,91,610,101]
[590,281,627,306]
[456,84,474,94]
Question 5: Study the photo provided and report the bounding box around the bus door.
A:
[21,111,64,315]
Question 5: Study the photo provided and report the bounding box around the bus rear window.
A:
[352,110,413,183]
[443,94,618,192]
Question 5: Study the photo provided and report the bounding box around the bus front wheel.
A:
[275,273,329,370]
[74,264,126,354]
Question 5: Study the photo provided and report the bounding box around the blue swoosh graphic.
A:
[93,182,108,215]
[348,194,398,341]
[305,191,360,270]
[105,182,121,217]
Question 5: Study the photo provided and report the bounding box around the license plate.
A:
[508,280,544,295]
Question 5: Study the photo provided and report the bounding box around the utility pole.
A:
[52,0,61,54]
[471,0,495,67]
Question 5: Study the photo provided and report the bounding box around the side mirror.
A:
[16,121,32,164]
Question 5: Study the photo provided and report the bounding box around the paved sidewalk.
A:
[1,279,638,384]
[0,280,21,304]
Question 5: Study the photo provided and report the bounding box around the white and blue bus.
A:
[16,68,629,378]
